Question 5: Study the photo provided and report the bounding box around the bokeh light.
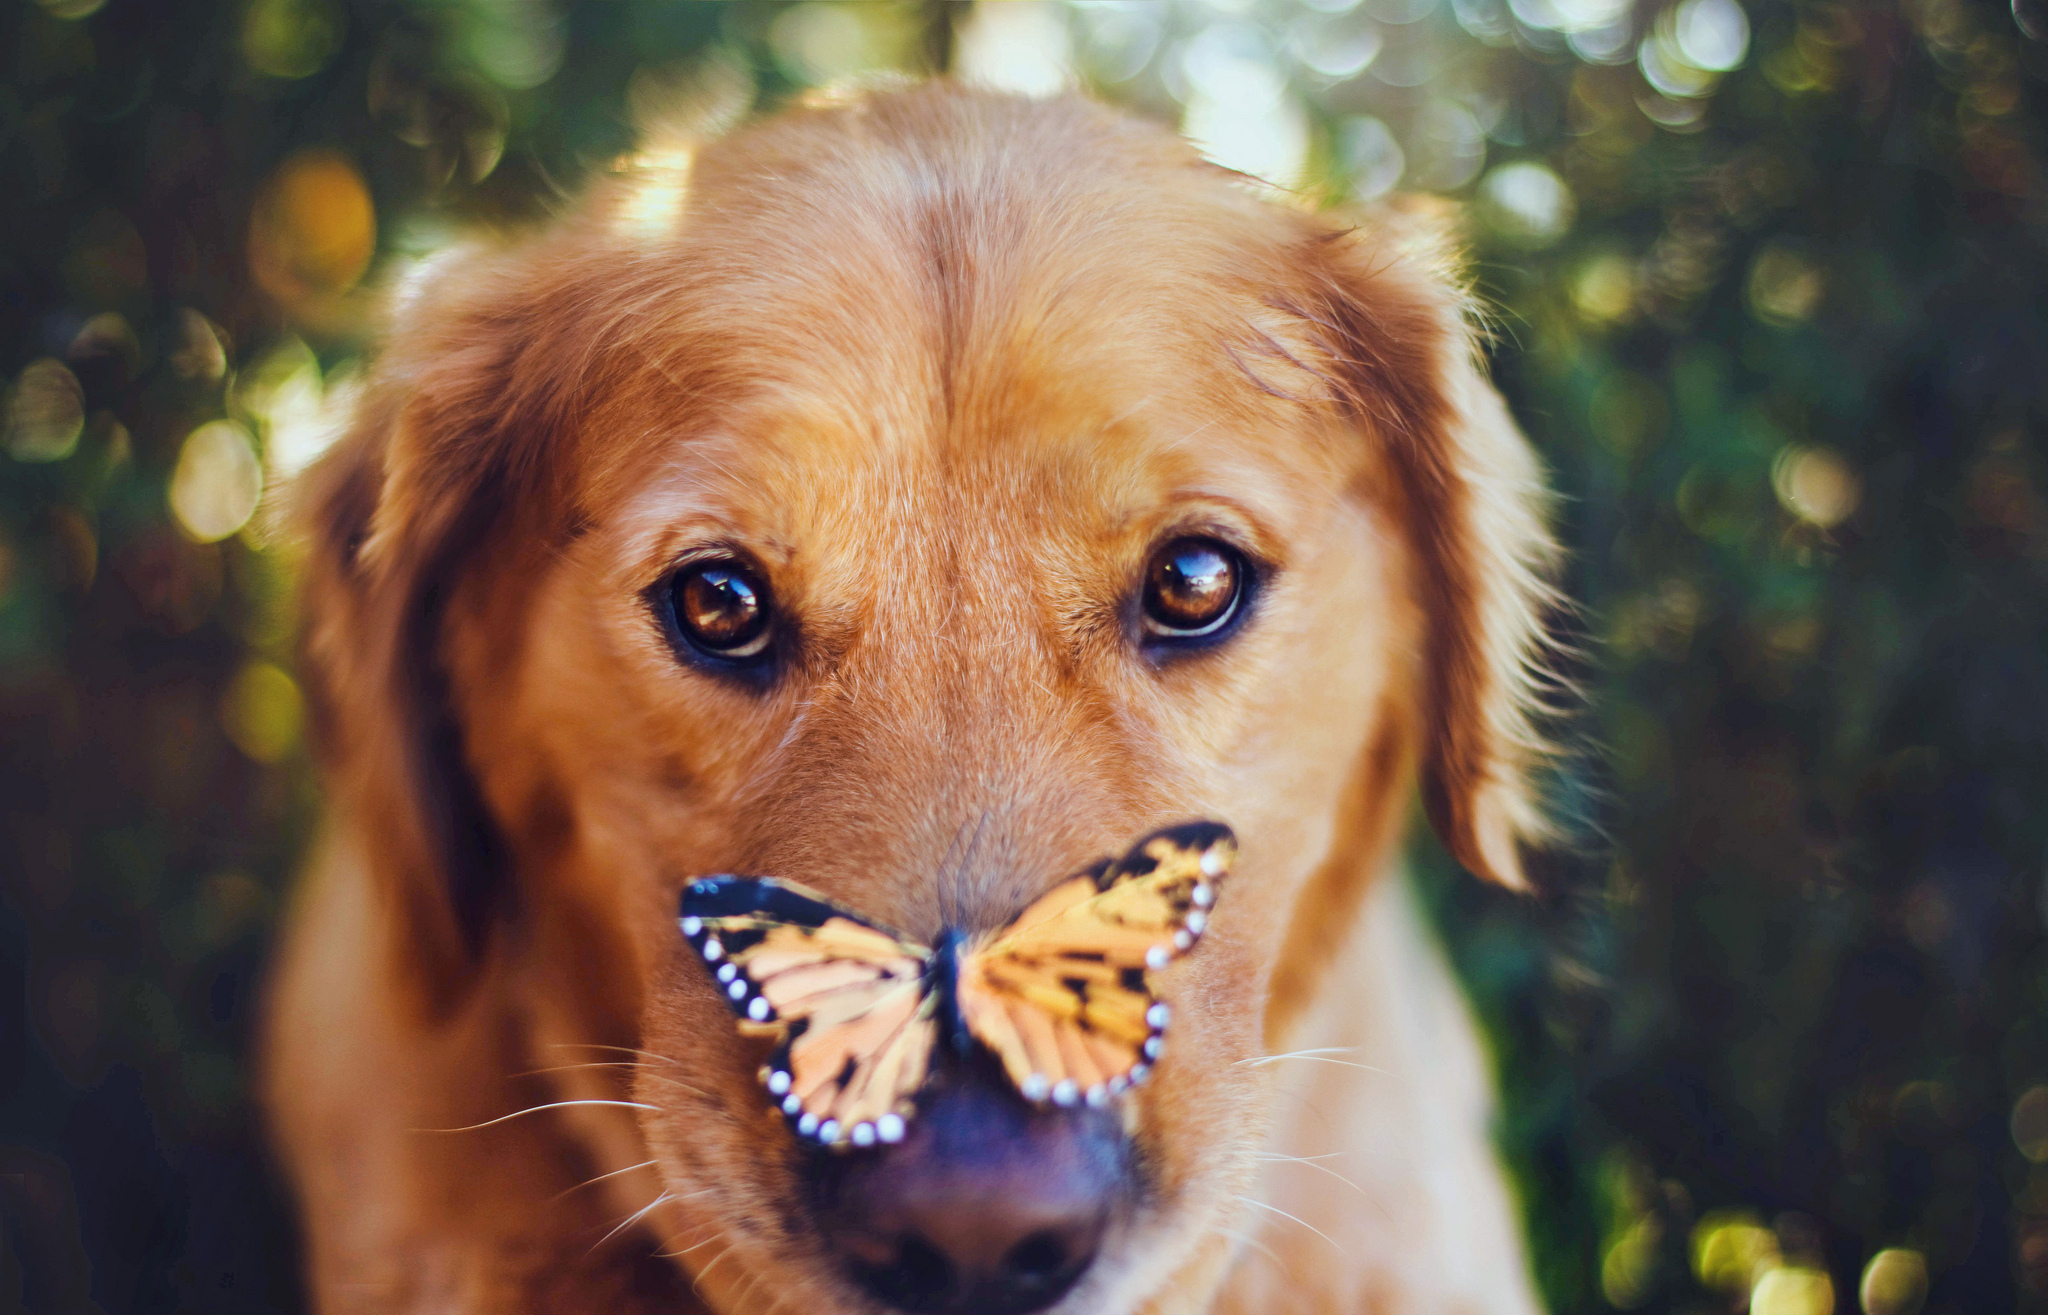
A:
[1747,243,1826,325]
[1178,22,1312,187]
[1675,0,1750,71]
[1752,1265,1836,1315]
[169,420,264,544]
[1478,160,1575,244]
[4,358,85,463]
[1771,446,1861,529]
[1693,1210,1780,1292]
[247,149,377,321]
[2013,1085,2048,1161]
[220,661,305,763]
[237,336,352,479]
[956,1,1075,95]
[1858,1249,1929,1315]
[241,0,343,79]
[770,2,922,86]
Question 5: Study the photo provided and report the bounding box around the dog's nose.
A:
[809,1072,1129,1314]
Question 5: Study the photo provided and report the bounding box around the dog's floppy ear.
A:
[1292,210,1562,889]
[294,245,597,1008]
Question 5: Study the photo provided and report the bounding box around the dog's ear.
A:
[293,245,597,1008]
[1292,211,1562,890]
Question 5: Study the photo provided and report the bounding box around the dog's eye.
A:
[669,559,774,661]
[1141,538,1245,641]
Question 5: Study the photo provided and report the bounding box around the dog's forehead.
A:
[600,372,1331,588]
[583,97,1360,577]
[591,262,1346,560]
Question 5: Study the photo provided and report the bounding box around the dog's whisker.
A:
[657,1203,737,1252]
[1101,388,1165,432]
[690,1240,740,1294]
[539,1045,716,1096]
[1156,415,1223,455]
[512,1052,714,1104]
[632,1071,715,1099]
[729,1263,781,1315]
[1234,1195,1343,1254]
[590,1190,674,1256]
[1215,1224,1286,1271]
[1235,1047,1387,1074]
[1252,1152,1365,1195]
[590,1184,717,1261]
[1238,1046,1358,1060]
[545,1042,686,1070]
[513,1060,637,1079]
[666,1229,725,1259]
[413,1099,659,1134]
[550,1158,659,1202]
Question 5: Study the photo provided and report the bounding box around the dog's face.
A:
[299,90,1553,1314]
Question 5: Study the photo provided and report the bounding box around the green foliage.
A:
[3,0,2046,1311]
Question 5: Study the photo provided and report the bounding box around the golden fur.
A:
[262,84,1558,1313]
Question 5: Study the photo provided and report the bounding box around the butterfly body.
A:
[679,821,1234,1150]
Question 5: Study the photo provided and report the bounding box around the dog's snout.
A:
[810,1072,1130,1314]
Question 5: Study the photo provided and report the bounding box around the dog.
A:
[261,83,1558,1314]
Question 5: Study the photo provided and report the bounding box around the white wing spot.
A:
[877,1113,906,1143]
[1145,946,1170,970]
[680,916,702,936]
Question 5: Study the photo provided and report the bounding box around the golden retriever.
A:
[262,83,1558,1315]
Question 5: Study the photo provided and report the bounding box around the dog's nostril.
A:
[848,1228,1091,1315]
[856,1236,957,1311]
[1003,1230,1069,1281]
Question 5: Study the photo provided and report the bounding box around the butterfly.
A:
[678,820,1233,1150]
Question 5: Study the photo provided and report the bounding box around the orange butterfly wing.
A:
[955,821,1234,1107]
[680,877,935,1148]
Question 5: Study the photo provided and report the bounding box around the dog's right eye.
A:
[666,559,774,663]
[1140,537,1248,645]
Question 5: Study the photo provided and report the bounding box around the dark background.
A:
[3,0,2046,1311]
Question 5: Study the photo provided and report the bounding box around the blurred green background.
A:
[3,0,2046,1311]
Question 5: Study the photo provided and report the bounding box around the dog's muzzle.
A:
[805,1060,1133,1315]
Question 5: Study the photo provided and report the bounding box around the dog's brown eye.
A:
[671,560,773,660]
[1142,538,1245,641]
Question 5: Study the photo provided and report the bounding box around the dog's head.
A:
[296,86,1555,1314]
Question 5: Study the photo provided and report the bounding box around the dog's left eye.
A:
[666,559,775,663]
[1141,537,1247,643]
